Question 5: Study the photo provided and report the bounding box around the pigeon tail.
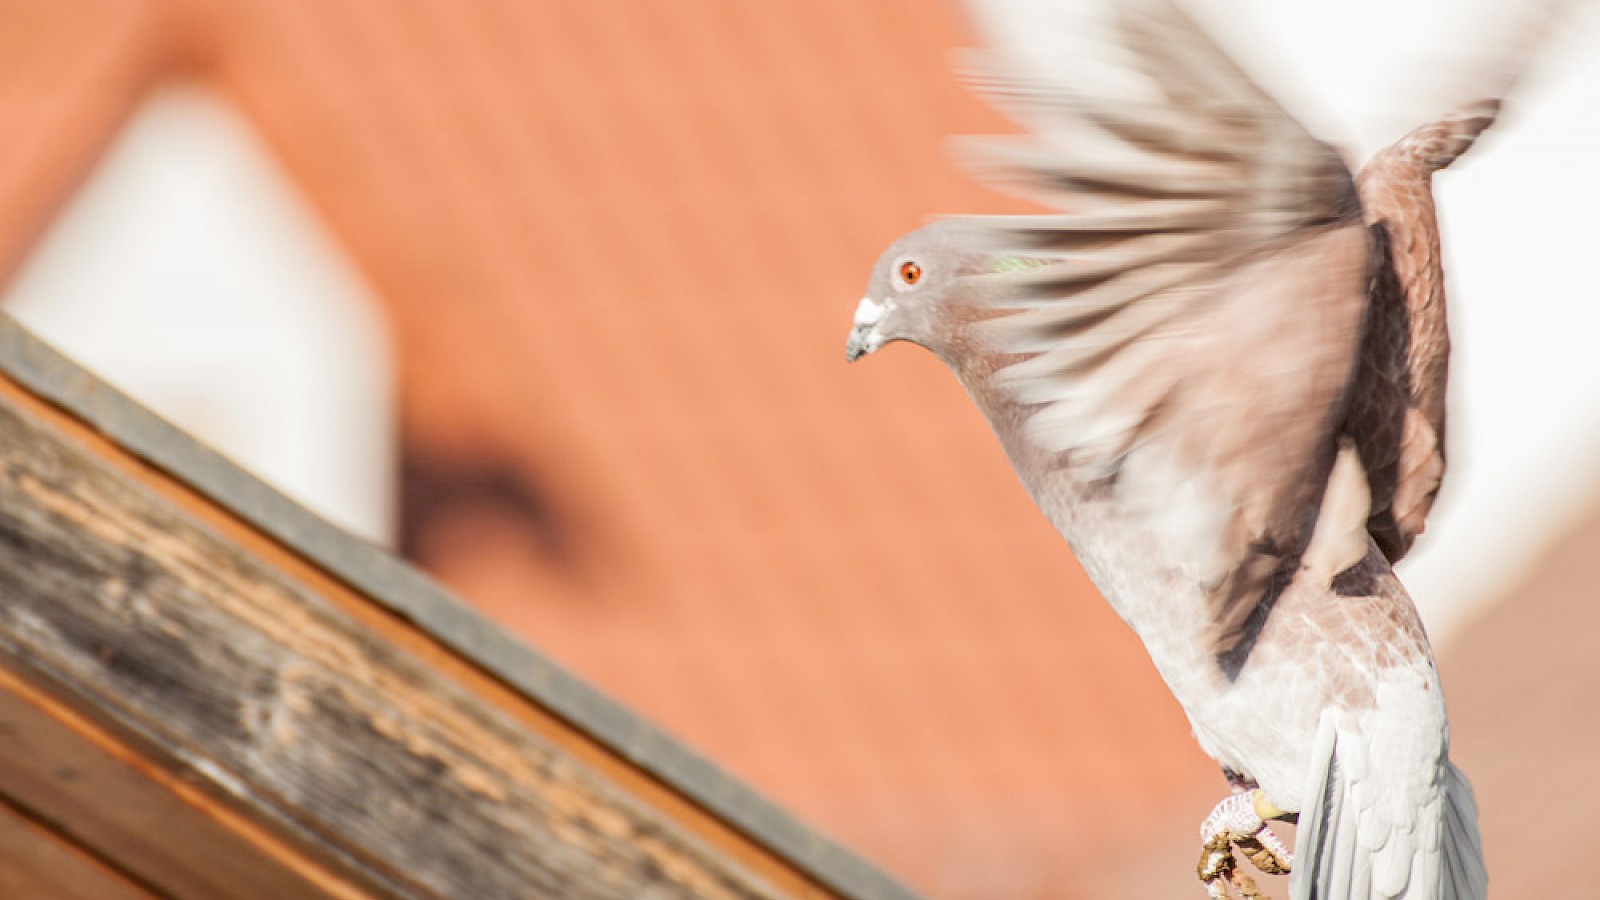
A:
[1290,708,1487,900]
[1437,762,1488,900]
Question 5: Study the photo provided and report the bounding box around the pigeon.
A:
[844,0,1564,896]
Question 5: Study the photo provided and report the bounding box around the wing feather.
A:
[1349,105,1498,562]
[961,0,1372,656]
[1346,0,1574,560]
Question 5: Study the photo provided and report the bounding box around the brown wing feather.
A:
[1350,104,1499,562]
[1348,0,1579,559]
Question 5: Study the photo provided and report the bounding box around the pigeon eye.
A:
[897,260,923,287]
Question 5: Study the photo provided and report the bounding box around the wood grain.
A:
[0,797,158,900]
[0,387,789,899]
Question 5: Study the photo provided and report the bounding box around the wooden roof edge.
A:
[0,312,921,900]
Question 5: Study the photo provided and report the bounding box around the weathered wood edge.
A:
[0,313,921,900]
[0,392,793,900]
[0,795,162,900]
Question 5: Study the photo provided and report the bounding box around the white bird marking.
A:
[853,296,890,327]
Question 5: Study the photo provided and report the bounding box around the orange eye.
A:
[898,260,923,286]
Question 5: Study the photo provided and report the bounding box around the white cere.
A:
[853,296,890,327]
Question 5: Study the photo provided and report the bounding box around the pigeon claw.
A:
[1196,790,1292,900]
[1196,826,1228,877]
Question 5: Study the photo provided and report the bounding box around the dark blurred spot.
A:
[398,447,575,571]
[1222,767,1258,791]
[1330,563,1378,597]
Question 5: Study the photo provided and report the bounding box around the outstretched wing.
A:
[1348,104,1499,563]
[960,0,1374,657]
[1348,0,1572,561]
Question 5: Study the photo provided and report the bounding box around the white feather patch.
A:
[1303,439,1372,581]
[853,296,890,327]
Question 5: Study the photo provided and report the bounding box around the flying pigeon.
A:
[844,0,1562,896]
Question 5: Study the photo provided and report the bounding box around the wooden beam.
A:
[0,315,918,900]
[0,798,159,900]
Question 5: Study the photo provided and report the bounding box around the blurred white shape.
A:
[4,85,396,545]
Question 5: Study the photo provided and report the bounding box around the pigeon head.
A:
[846,219,992,364]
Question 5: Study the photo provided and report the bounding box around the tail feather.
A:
[1439,763,1488,899]
[1291,718,1487,899]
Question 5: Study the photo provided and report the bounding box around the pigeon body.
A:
[845,1,1517,896]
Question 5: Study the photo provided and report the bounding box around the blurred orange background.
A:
[1,1,1597,897]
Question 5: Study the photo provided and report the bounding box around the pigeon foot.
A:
[1196,790,1293,900]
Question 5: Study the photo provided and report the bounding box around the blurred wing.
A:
[961,0,1373,656]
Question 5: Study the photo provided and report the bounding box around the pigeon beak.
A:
[845,297,888,362]
[845,327,870,362]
